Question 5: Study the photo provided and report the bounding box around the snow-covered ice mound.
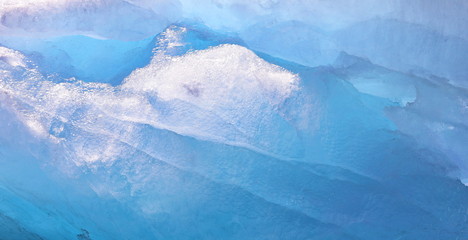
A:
[0,1,468,240]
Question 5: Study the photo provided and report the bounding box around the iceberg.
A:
[0,1,467,239]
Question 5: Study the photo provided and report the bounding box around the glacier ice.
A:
[0,1,468,240]
[0,34,155,84]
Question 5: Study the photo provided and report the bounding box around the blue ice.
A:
[0,1,467,240]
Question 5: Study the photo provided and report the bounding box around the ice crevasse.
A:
[0,1,467,240]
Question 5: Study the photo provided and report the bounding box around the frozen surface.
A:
[0,1,467,240]
[2,0,467,86]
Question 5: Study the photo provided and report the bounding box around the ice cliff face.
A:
[0,1,467,240]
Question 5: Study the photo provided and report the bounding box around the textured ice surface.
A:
[2,0,467,86]
[0,1,468,240]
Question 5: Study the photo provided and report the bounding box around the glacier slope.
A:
[0,1,467,239]
[0,23,467,239]
[2,0,468,87]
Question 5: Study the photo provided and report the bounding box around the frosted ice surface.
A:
[0,0,178,40]
[124,43,302,158]
[0,1,468,240]
[1,0,467,86]
[0,39,302,165]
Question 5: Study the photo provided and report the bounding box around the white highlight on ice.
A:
[0,41,300,165]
